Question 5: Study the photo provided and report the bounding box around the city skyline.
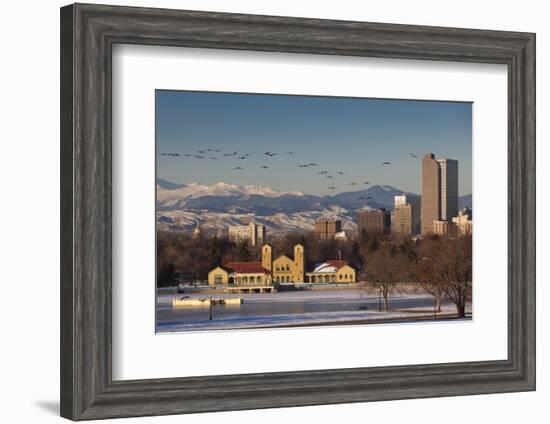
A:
[156,90,472,196]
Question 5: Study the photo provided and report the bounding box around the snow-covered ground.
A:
[157,305,466,332]
[156,290,470,333]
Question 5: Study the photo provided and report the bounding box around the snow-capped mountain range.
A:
[156,178,472,235]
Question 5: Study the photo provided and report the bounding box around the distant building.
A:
[216,227,229,238]
[228,221,266,246]
[270,244,305,284]
[421,153,459,234]
[438,159,459,221]
[334,230,348,241]
[452,207,473,235]
[393,195,421,235]
[208,243,355,287]
[314,218,342,240]
[433,220,452,235]
[422,153,441,234]
[305,260,356,284]
[358,209,390,236]
[208,263,270,287]
[393,204,413,236]
[208,244,305,286]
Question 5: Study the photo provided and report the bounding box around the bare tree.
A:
[417,235,472,318]
[364,243,409,311]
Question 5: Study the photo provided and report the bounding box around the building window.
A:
[214,275,222,284]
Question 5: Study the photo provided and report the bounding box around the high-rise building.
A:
[228,221,266,246]
[421,153,459,234]
[358,209,390,236]
[421,153,440,234]
[394,195,421,235]
[452,207,473,235]
[393,204,413,235]
[314,219,342,240]
[438,159,459,221]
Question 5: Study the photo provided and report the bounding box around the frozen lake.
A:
[156,289,465,332]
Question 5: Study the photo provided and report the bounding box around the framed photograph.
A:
[60,3,535,420]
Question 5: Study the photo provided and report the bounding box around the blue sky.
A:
[156,90,472,196]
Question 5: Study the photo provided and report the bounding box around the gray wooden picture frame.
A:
[60,3,536,421]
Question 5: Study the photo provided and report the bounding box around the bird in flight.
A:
[260,166,269,169]
[307,163,317,167]
[328,186,337,190]
[223,151,239,156]
[264,152,278,157]
[349,182,358,186]
[318,171,329,175]
[159,153,180,157]
[209,157,217,160]
[382,161,391,165]
[409,153,418,159]
[233,166,243,170]
[238,156,248,160]
[326,175,334,179]
[194,155,205,159]
[298,164,309,168]
[363,181,370,185]
[213,149,220,153]
[286,151,294,155]
[197,150,206,154]
[337,171,345,175]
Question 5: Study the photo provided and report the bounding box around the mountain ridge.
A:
[156,179,472,234]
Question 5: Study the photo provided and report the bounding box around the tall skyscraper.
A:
[421,154,440,234]
[421,153,459,234]
[438,159,459,221]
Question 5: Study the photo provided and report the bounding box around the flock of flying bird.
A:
[159,149,421,195]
